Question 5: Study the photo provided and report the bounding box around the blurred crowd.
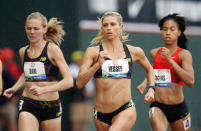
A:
[68,50,95,131]
[0,47,22,131]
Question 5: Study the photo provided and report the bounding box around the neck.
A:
[164,43,178,53]
[30,40,46,49]
[104,38,122,51]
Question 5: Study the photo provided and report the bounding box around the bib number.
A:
[183,116,191,130]
[102,59,129,79]
[154,69,171,87]
[24,62,46,80]
[18,99,24,111]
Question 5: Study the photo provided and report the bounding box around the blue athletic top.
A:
[94,44,133,79]
[23,42,59,81]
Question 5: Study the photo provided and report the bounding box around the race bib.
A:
[102,59,129,79]
[154,69,171,87]
[24,62,46,80]
[18,99,24,111]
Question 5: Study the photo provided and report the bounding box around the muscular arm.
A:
[131,46,155,103]
[76,47,100,88]
[12,47,26,91]
[135,47,155,87]
[136,48,158,94]
[166,49,194,87]
[3,47,26,98]
[43,43,74,92]
[11,73,25,92]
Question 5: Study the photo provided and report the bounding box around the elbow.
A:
[76,79,84,89]
[186,78,194,88]
[188,79,194,88]
[65,77,74,89]
[69,79,74,89]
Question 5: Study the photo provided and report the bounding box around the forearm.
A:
[12,73,25,92]
[45,77,74,93]
[145,68,155,94]
[146,67,155,86]
[142,78,148,86]
[77,62,100,88]
[168,59,194,87]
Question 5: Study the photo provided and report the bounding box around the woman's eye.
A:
[111,23,116,26]
[26,27,32,30]
[170,28,176,31]
[34,27,40,30]
[162,28,167,31]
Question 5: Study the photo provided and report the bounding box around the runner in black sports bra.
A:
[23,42,59,81]
[94,44,133,79]
[3,12,74,131]
[76,12,155,130]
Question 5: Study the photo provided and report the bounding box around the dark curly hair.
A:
[159,13,187,49]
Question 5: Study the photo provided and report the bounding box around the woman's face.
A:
[102,16,123,41]
[161,19,181,45]
[25,19,46,44]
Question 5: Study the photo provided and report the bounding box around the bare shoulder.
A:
[180,49,192,55]
[150,47,160,58]
[19,45,29,63]
[47,43,65,64]
[84,45,100,58]
[180,49,193,59]
[19,45,29,56]
[48,43,61,53]
[126,45,145,62]
[126,44,143,55]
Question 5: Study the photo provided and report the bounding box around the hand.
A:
[3,88,16,98]
[136,83,146,94]
[29,86,46,96]
[97,51,108,65]
[161,47,171,61]
[144,88,155,103]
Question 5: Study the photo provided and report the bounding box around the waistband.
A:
[20,96,61,107]
[94,99,135,115]
[151,100,187,109]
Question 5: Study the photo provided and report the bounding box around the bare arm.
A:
[136,48,158,94]
[135,47,155,87]
[41,43,74,93]
[162,48,194,87]
[3,47,26,98]
[76,47,101,88]
[131,47,155,103]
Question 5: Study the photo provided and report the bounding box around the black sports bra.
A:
[23,42,59,81]
[94,44,133,79]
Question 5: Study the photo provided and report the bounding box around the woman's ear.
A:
[120,24,123,30]
[43,26,47,34]
[178,29,181,37]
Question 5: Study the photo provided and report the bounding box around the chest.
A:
[102,59,130,78]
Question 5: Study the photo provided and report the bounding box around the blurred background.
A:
[0,0,200,131]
